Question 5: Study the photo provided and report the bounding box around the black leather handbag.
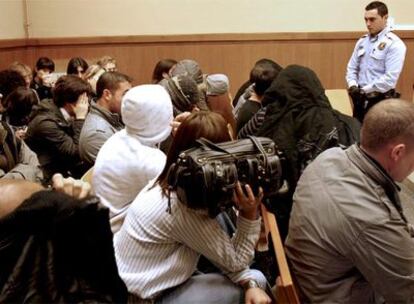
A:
[167,136,284,218]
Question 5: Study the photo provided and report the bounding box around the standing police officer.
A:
[346,1,406,122]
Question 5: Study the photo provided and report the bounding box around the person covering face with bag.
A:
[115,111,271,304]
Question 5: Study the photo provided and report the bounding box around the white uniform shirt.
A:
[346,28,406,93]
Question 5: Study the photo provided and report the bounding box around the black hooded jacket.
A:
[257,65,360,239]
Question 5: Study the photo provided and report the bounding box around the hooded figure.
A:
[256,65,360,240]
[170,59,208,111]
[205,74,236,136]
[160,75,199,117]
[170,59,203,85]
[93,85,173,233]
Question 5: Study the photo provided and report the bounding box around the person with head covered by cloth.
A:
[346,1,406,123]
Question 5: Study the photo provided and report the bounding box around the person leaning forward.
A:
[286,99,414,303]
[346,1,406,123]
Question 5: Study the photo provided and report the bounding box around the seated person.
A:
[205,74,236,136]
[25,75,90,183]
[2,87,39,139]
[30,57,56,101]
[83,64,106,96]
[97,55,117,72]
[286,99,414,303]
[152,58,177,84]
[93,84,173,233]
[160,74,200,116]
[0,69,26,110]
[242,65,360,241]
[159,74,201,153]
[0,174,127,303]
[66,57,89,78]
[170,59,209,111]
[79,72,132,166]
[236,61,279,133]
[115,111,271,303]
[9,61,33,89]
[0,119,42,182]
[233,58,282,115]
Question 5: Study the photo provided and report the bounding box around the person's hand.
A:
[72,93,89,119]
[245,287,272,304]
[37,70,50,86]
[233,182,263,220]
[52,173,92,199]
[348,85,364,99]
[15,127,27,140]
[41,73,58,88]
[170,111,192,136]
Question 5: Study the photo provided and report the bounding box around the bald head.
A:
[361,99,414,153]
[0,179,43,219]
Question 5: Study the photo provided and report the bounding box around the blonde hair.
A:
[97,55,116,68]
[9,61,32,77]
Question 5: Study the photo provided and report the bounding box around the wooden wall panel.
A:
[1,32,413,99]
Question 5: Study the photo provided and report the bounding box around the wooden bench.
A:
[261,204,300,304]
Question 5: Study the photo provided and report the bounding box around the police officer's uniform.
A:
[346,28,406,121]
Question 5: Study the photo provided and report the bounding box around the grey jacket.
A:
[0,122,42,182]
[79,102,123,166]
[0,141,43,182]
[286,144,414,303]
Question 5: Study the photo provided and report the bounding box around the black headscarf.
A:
[258,65,360,239]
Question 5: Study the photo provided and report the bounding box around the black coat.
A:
[25,100,86,183]
[257,65,360,240]
[0,190,127,303]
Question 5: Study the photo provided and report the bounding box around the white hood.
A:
[121,84,173,146]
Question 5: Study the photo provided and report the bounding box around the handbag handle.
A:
[196,137,237,158]
[248,136,269,169]
[196,136,269,167]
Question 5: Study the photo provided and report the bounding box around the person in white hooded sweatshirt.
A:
[92,84,173,233]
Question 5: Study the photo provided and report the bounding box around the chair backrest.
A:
[261,204,300,304]
[325,89,353,116]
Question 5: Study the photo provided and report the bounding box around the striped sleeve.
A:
[238,107,267,139]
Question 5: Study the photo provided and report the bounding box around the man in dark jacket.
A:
[26,75,90,183]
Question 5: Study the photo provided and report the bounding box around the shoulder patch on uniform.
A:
[385,32,398,40]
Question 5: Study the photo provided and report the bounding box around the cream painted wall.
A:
[25,0,414,38]
[0,0,26,39]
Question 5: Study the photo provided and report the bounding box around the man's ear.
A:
[390,143,406,162]
[102,88,112,100]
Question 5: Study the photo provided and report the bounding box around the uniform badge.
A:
[378,42,386,50]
